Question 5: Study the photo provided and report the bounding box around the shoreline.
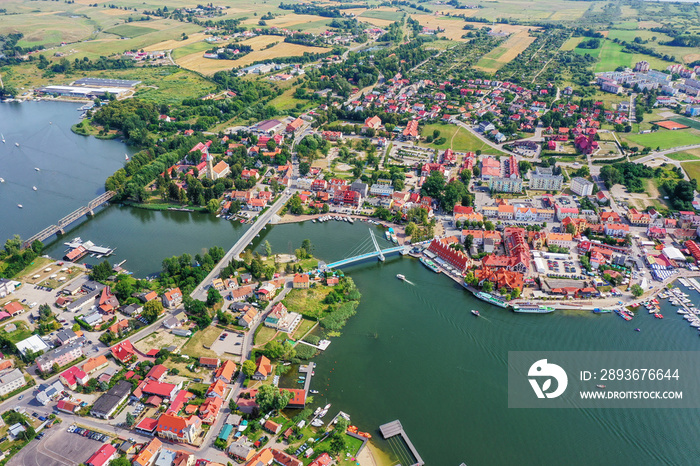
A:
[277,212,411,244]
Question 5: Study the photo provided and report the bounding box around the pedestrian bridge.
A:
[319,228,408,271]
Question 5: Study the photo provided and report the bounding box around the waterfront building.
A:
[570,177,594,196]
[427,237,471,273]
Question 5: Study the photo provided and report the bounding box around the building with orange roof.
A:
[546,232,575,249]
[207,379,226,399]
[155,414,202,444]
[480,157,501,179]
[214,360,237,384]
[286,117,304,133]
[497,204,515,220]
[402,120,419,139]
[427,237,471,273]
[132,437,162,466]
[98,286,119,314]
[253,355,272,381]
[162,287,183,308]
[199,395,223,424]
[292,273,309,289]
[474,266,524,292]
[245,448,274,466]
[110,340,135,364]
[82,355,108,374]
[108,319,129,335]
[364,115,382,130]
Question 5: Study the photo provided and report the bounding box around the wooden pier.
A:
[379,420,424,466]
[299,362,316,397]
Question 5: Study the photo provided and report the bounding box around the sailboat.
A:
[125,153,129,161]
[1,133,5,143]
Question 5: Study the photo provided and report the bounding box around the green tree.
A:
[126,412,136,427]
[482,281,494,293]
[242,359,256,377]
[631,284,644,297]
[264,240,272,257]
[207,199,220,214]
[90,260,113,282]
[142,300,164,323]
[484,221,495,231]
[207,287,222,306]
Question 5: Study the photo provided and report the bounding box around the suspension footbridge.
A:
[320,229,408,271]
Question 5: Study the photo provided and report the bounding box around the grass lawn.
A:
[623,129,700,150]
[282,287,333,320]
[254,326,278,346]
[666,151,700,161]
[163,360,200,379]
[682,161,700,186]
[181,326,222,359]
[419,123,507,155]
[2,322,33,344]
[291,318,316,340]
[360,9,405,21]
[171,41,213,60]
[15,257,54,281]
[670,117,700,131]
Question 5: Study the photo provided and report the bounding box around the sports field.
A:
[475,31,536,73]
[623,129,700,151]
[670,117,700,131]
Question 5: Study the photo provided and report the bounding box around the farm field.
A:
[103,25,158,38]
[475,31,536,73]
[176,40,328,75]
[560,37,583,51]
[666,151,700,161]
[623,129,700,151]
[419,123,508,155]
[360,9,405,21]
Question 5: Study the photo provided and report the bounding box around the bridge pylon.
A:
[369,228,385,262]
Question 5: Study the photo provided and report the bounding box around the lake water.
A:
[4,102,700,465]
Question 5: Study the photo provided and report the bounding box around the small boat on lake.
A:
[396,274,406,281]
[17,204,22,208]
[471,310,480,317]
[310,390,319,394]
[32,186,37,191]
[34,167,40,171]
[596,385,606,389]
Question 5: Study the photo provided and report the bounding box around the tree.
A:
[255,384,278,413]
[405,222,417,237]
[301,239,313,255]
[465,234,474,251]
[264,240,272,257]
[207,199,220,214]
[565,222,576,235]
[484,221,495,231]
[207,287,222,306]
[482,281,494,292]
[421,171,445,199]
[631,284,644,297]
[242,359,256,377]
[142,300,164,323]
[90,260,113,282]
[126,412,136,427]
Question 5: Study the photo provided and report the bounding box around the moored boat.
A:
[474,291,509,309]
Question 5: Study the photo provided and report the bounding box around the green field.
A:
[666,152,700,161]
[682,161,700,186]
[360,9,405,21]
[574,40,670,72]
[623,129,700,150]
[171,41,213,60]
[104,25,158,38]
[419,124,508,155]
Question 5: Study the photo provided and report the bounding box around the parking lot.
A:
[8,424,104,466]
[209,330,244,357]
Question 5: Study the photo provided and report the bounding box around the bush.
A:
[295,344,317,360]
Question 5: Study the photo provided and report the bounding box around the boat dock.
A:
[379,420,424,466]
[299,362,316,397]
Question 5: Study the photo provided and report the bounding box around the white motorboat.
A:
[34,167,40,171]
[17,204,22,208]
[0,178,4,183]
[15,142,19,147]
[32,186,37,191]
[1,133,4,143]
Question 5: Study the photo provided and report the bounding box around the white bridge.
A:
[320,229,407,271]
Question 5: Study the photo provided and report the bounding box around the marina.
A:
[379,420,424,466]
[63,237,115,261]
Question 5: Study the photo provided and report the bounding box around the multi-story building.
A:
[0,369,26,397]
[36,339,84,373]
[546,233,575,250]
[489,176,522,193]
[156,414,202,444]
[570,177,594,196]
[529,168,563,191]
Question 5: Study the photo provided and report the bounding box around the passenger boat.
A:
[475,291,509,309]
[419,256,441,273]
[471,310,480,317]
[592,308,612,314]
[396,274,406,281]
[514,304,555,314]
